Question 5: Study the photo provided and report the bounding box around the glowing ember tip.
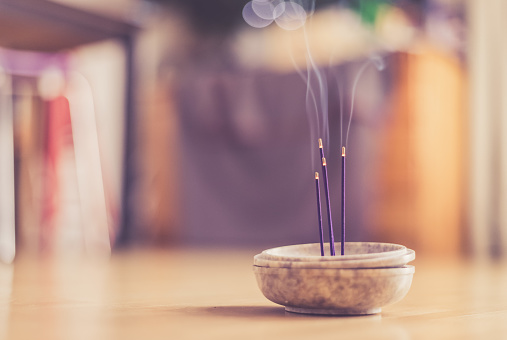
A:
[318,138,323,149]
[342,147,346,157]
[315,172,319,180]
[322,157,327,166]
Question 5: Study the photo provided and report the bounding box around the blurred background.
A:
[0,0,502,262]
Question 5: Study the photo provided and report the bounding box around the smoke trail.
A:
[243,0,310,30]
[285,2,328,172]
[338,81,343,148]
[243,1,274,28]
[245,0,328,171]
[329,70,344,148]
[344,55,385,147]
[252,0,285,20]
[275,1,307,30]
[288,49,320,168]
[303,24,329,159]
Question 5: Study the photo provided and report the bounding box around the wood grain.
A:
[1,249,506,339]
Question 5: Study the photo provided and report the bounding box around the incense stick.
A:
[321,157,335,256]
[318,139,336,256]
[341,147,346,256]
[315,172,325,256]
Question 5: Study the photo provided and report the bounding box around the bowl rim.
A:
[254,248,415,269]
[259,242,407,262]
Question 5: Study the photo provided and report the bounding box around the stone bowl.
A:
[259,242,407,262]
[253,265,415,315]
[254,248,415,269]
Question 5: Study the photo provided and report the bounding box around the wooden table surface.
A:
[1,248,507,340]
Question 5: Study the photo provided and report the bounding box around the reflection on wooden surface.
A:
[1,249,507,339]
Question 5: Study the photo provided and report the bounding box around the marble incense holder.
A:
[253,242,415,315]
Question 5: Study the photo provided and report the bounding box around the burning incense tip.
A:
[322,157,327,166]
[318,138,323,149]
[315,172,319,180]
[342,147,346,157]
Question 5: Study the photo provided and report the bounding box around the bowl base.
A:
[285,306,381,316]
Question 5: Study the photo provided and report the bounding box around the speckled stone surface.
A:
[254,249,415,269]
[253,265,414,315]
[260,242,407,262]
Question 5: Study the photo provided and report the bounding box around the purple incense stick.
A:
[315,172,325,256]
[341,147,346,256]
[319,139,336,256]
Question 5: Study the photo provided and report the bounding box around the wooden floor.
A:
[1,248,507,340]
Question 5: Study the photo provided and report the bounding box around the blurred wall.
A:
[47,0,474,257]
[468,0,507,258]
[127,1,468,255]
[370,49,465,257]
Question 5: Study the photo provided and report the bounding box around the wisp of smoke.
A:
[243,1,384,171]
[275,1,307,30]
[242,1,274,28]
[302,17,329,170]
[243,0,309,31]
[244,0,326,171]
[344,55,385,148]
[288,51,320,168]
[252,0,285,20]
